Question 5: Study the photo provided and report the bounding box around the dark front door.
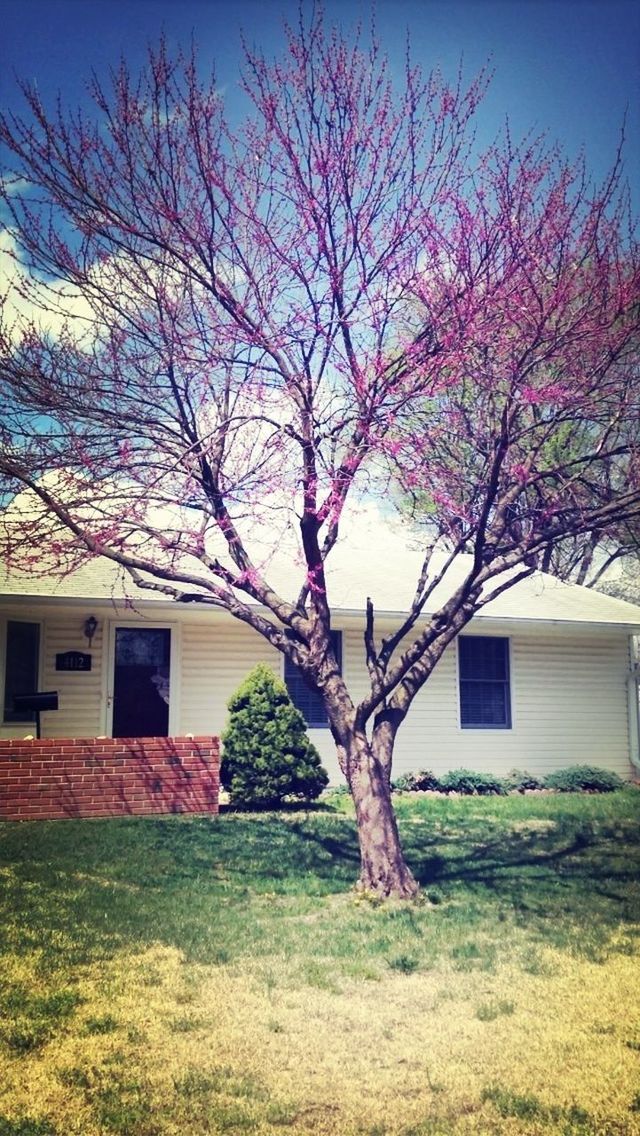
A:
[112,627,171,738]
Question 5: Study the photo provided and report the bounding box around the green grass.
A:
[0,790,639,1134]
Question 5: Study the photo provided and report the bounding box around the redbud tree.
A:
[1,14,639,897]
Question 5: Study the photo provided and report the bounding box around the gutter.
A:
[629,636,640,776]
[4,592,640,634]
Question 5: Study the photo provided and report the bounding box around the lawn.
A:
[1,790,639,1135]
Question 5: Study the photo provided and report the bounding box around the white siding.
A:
[342,627,632,784]
[0,609,104,739]
[179,619,280,736]
[177,620,341,773]
[42,616,105,737]
[0,604,634,784]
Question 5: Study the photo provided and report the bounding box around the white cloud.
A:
[0,176,31,197]
[0,228,95,340]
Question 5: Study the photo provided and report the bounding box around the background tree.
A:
[398,416,640,599]
[1,13,639,897]
[540,524,640,602]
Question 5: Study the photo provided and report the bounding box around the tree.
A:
[539,525,640,601]
[516,401,640,598]
[398,426,640,598]
[1,13,639,897]
[221,663,328,808]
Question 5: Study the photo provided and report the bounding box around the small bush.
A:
[392,770,440,792]
[544,765,625,793]
[221,664,329,808]
[504,768,545,792]
[391,773,413,792]
[438,768,507,795]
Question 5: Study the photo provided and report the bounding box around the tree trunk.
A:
[345,732,419,900]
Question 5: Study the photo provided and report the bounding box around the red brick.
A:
[0,735,219,821]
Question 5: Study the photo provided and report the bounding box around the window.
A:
[3,620,41,723]
[459,636,511,729]
[284,631,342,728]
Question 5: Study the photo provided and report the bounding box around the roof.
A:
[3,521,640,630]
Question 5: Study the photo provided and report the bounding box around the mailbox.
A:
[13,692,59,738]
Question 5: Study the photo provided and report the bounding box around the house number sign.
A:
[55,651,92,672]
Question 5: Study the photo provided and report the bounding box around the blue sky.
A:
[1,0,639,202]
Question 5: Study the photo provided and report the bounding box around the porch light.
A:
[84,615,98,645]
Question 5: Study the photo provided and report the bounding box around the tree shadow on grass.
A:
[403,817,640,954]
[0,808,638,972]
[287,811,640,952]
[0,813,359,969]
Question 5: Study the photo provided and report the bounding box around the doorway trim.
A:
[105,619,181,737]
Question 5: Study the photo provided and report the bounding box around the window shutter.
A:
[284,631,342,728]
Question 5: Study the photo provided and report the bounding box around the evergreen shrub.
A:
[392,770,441,792]
[438,768,507,795]
[543,765,625,793]
[504,768,545,792]
[221,663,329,807]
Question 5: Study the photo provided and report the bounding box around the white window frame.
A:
[457,634,513,731]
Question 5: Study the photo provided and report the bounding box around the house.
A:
[1,528,640,785]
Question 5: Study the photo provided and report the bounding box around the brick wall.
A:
[0,736,219,821]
